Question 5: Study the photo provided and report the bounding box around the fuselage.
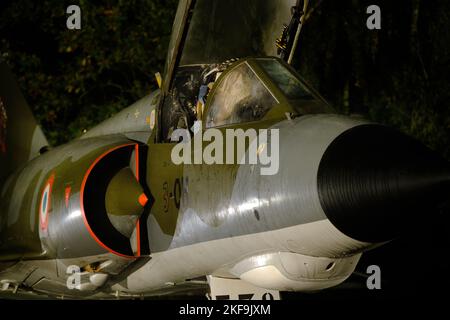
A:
[0,110,371,297]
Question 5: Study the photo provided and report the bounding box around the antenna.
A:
[288,0,309,64]
[276,0,310,64]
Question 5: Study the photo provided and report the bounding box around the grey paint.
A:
[151,114,369,252]
[81,92,159,140]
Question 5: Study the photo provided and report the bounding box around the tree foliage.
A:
[295,0,449,158]
[1,0,177,145]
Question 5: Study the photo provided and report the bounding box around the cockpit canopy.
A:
[160,57,332,141]
[163,0,298,90]
[205,58,333,128]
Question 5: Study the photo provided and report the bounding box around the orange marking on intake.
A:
[65,186,71,208]
[135,220,141,257]
[138,193,148,207]
[80,143,137,259]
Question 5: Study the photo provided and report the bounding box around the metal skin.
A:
[115,114,374,294]
[1,1,449,299]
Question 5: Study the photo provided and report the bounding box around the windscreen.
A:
[258,58,333,115]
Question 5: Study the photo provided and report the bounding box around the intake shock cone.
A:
[105,167,148,237]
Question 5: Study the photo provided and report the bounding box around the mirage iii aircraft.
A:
[0,0,449,299]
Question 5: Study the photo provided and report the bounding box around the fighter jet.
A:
[0,0,448,299]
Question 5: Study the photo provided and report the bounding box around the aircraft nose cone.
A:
[317,124,450,243]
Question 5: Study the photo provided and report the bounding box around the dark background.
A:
[0,0,448,157]
[1,0,449,300]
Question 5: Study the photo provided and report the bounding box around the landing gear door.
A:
[207,276,280,300]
